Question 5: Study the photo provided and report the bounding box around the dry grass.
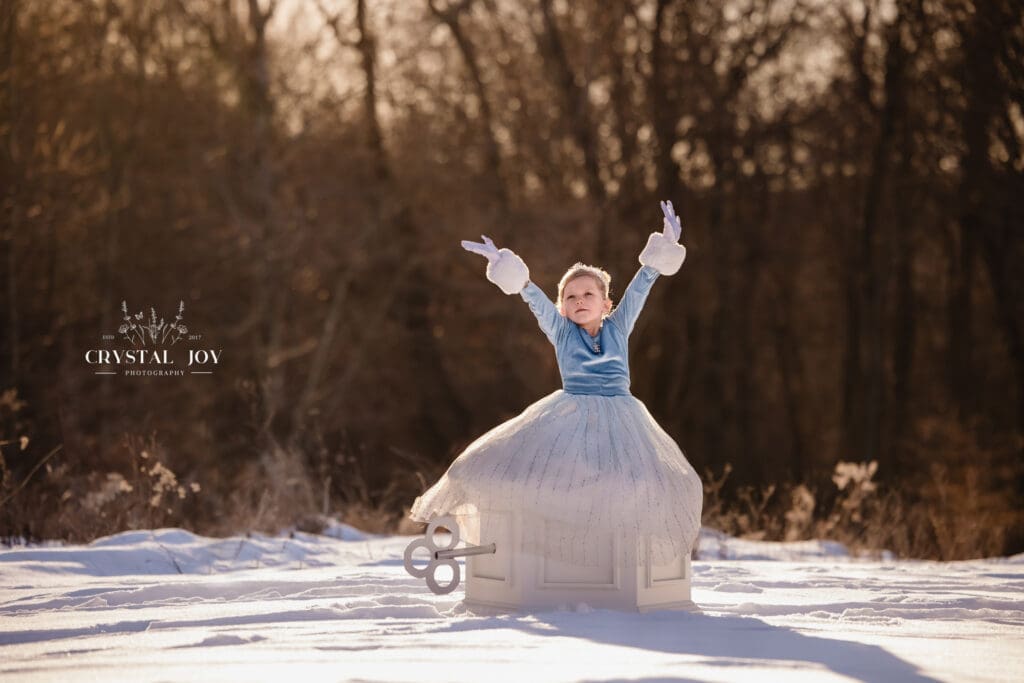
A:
[701,417,1024,560]
[3,388,1020,558]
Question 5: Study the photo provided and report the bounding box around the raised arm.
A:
[608,265,660,336]
[520,281,568,345]
[462,235,565,344]
[609,200,688,336]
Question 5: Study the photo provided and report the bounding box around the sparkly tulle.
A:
[409,390,703,567]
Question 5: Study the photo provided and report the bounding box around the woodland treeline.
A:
[1,0,1022,558]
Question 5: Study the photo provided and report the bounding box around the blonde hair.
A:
[556,263,612,310]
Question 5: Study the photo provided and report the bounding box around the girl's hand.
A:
[460,235,500,262]
[461,235,531,295]
[660,200,682,241]
[639,201,687,275]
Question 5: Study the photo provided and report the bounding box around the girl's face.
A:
[559,275,612,329]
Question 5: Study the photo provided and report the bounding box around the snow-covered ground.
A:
[1,525,1022,682]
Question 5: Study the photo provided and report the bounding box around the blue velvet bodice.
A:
[519,266,660,396]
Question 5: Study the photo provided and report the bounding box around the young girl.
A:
[409,202,702,568]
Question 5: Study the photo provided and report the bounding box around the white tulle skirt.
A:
[409,390,703,567]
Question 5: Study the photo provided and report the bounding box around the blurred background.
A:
[1,0,1021,559]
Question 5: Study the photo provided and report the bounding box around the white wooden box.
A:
[463,509,694,612]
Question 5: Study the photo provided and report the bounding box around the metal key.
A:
[403,516,496,595]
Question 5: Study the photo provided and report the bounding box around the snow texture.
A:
[1,525,1022,682]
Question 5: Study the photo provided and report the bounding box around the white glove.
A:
[461,235,530,295]
[639,200,687,276]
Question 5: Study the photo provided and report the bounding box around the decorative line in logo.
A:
[119,300,188,347]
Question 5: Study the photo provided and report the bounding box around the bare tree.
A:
[427,0,507,208]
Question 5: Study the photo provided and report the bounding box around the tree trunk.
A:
[840,237,863,461]
[860,9,907,463]
[536,0,605,204]
[1,0,19,385]
[428,0,507,209]
[978,218,1024,447]
[349,0,470,454]
[704,164,736,476]
[772,277,806,478]
[951,4,1001,420]
[650,0,680,202]
[888,106,916,466]
[607,0,640,207]
[238,0,288,435]
[535,0,608,261]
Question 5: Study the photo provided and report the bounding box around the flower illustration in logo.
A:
[119,300,188,347]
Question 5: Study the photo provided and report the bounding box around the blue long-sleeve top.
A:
[519,265,661,396]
